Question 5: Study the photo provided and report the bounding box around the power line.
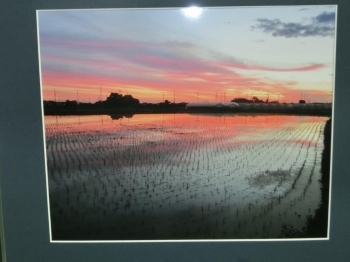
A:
[47,89,332,103]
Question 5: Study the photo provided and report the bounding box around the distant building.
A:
[186,102,239,111]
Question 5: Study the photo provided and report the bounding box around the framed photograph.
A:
[1,0,350,261]
[38,5,336,242]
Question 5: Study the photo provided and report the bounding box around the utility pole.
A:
[76,90,79,104]
[173,90,175,103]
[54,89,56,102]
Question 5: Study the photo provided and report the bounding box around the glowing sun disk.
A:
[181,6,203,19]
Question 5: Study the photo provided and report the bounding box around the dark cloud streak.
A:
[315,12,336,23]
[253,11,335,38]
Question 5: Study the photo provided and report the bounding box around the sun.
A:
[181,6,203,19]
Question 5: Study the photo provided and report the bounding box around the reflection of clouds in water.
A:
[248,170,292,188]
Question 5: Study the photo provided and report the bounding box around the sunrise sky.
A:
[37,6,336,103]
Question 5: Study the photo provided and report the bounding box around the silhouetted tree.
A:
[252,96,264,103]
[105,93,139,108]
[231,98,251,103]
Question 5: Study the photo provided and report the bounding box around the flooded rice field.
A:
[44,113,329,240]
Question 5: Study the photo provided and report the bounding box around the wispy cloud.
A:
[211,51,326,72]
[39,30,330,103]
[40,34,326,90]
[252,11,335,38]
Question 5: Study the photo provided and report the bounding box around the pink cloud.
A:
[42,64,332,104]
[40,36,331,103]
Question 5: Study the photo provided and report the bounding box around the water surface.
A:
[45,113,328,240]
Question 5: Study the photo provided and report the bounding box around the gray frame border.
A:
[1,0,349,261]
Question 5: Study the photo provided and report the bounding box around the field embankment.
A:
[282,118,331,238]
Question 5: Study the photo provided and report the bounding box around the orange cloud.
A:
[41,67,332,104]
[40,38,332,103]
